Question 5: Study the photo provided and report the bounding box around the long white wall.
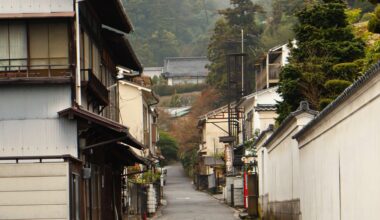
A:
[0,85,77,157]
[297,73,380,220]
[267,122,300,203]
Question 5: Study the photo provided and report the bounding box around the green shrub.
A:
[332,62,360,81]
[361,12,375,22]
[157,131,178,166]
[368,6,380,33]
[324,79,352,97]
[368,16,380,33]
[320,98,334,109]
[346,8,362,24]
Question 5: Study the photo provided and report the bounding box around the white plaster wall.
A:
[281,44,291,65]
[267,122,300,202]
[167,78,173,86]
[258,111,277,132]
[171,77,206,85]
[243,89,280,133]
[257,141,269,197]
[119,83,144,143]
[256,90,281,105]
[204,118,228,156]
[298,74,380,220]
[0,85,77,157]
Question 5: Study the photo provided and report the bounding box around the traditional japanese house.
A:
[255,43,293,91]
[118,79,160,163]
[0,1,147,219]
[162,57,209,86]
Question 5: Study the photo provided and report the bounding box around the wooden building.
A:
[0,0,147,219]
[255,43,293,91]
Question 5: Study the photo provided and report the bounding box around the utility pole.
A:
[241,29,244,97]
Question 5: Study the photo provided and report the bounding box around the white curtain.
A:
[49,22,69,68]
[9,22,27,70]
[29,23,49,68]
[0,23,9,68]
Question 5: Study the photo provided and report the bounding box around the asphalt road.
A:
[156,163,238,220]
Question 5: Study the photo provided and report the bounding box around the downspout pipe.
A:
[148,91,160,107]
[75,0,85,106]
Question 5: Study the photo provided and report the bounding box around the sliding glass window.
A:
[29,22,69,70]
[0,21,27,71]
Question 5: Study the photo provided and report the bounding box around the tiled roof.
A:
[163,57,209,77]
[255,104,277,112]
[263,101,318,147]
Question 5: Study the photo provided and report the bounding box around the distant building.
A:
[162,57,209,86]
[255,42,294,90]
[143,67,163,78]
[162,106,192,118]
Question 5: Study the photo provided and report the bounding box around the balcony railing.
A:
[256,63,281,90]
[0,58,72,79]
[81,69,109,106]
[268,63,281,81]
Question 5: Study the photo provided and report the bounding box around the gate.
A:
[247,173,259,217]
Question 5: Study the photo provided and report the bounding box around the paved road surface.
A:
[156,163,237,220]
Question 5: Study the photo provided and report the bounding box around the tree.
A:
[207,0,264,96]
[276,0,365,123]
[157,131,178,165]
[368,5,380,33]
[124,0,230,66]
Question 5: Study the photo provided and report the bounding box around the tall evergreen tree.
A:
[207,0,264,96]
[276,0,365,123]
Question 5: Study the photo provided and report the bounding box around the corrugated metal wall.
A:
[0,162,69,220]
[0,85,77,157]
[0,0,73,14]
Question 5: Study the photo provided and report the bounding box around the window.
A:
[0,21,27,70]
[84,32,92,70]
[29,22,69,69]
[92,44,101,79]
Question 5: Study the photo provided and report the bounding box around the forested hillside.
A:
[124,0,229,66]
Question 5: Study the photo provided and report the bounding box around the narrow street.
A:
[156,163,237,220]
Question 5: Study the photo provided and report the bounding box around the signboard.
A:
[225,144,234,174]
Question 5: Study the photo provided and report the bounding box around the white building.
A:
[119,80,160,158]
[143,67,163,78]
[238,86,282,143]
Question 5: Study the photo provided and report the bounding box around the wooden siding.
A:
[0,162,69,220]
